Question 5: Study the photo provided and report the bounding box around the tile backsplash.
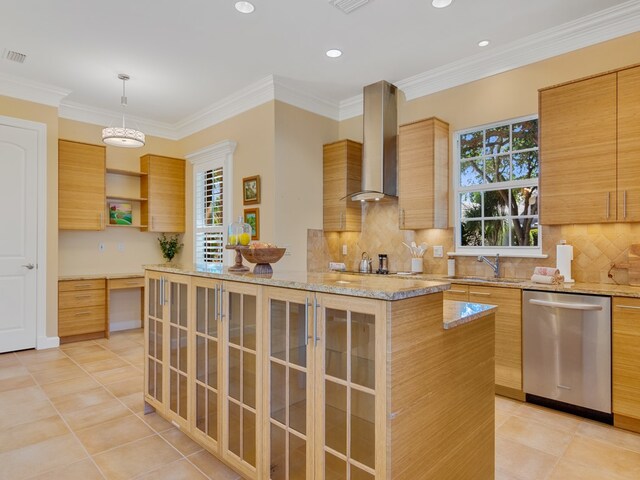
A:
[308,201,638,284]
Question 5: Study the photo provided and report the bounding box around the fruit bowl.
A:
[240,247,286,274]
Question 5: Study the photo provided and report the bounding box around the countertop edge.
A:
[443,300,497,330]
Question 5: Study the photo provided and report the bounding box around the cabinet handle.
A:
[219,286,225,321]
[606,192,610,219]
[339,211,344,230]
[623,190,627,219]
[99,211,104,229]
[73,283,93,289]
[313,297,320,346]
[152,216,155,231]
[126,280,140,285]
[617,304,640,312]
[74,311,91,317]
[448,289,467,294]
[305,297,311,346]
[74,295,91,299]
[399,208,405,228]
[469,291,491,297]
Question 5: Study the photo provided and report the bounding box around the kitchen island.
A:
[143,265,496,480]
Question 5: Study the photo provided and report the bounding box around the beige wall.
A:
[0,95,59,337]
[274,101,338,270]
[321,32,640,283]
[179,102,276,266]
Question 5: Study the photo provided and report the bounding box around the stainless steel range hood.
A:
[350,80,398,202]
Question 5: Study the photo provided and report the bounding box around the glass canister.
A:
[227,216,252,246]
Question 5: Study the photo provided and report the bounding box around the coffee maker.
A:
[377,254,389,274]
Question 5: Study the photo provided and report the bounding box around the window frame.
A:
[453,114,541,257]
[189,141,235,267]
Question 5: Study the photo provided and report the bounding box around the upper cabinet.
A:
[539,65,640,224]
[141,154,186,233]
[617,66,640,222]
[398,118,449,230]
[323,140,362,232]
[58,140,106,230]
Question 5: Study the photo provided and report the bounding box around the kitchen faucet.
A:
[478,254,500,278]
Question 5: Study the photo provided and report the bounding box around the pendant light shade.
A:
[102,74,145,148]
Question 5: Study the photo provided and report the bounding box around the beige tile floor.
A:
[1,329,640,479]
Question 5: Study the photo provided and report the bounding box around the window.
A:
[455,115,540,254]
[191,141,235,266]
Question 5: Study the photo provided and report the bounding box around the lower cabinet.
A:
[613,296,640,433]
[444,283,523,399]
[58,279,106,341]
[263,287,381,479]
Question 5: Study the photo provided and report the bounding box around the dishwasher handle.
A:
[528,298,603,311]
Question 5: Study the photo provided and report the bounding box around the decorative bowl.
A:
[240,247,286,274]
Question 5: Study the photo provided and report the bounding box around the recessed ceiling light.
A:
[431,0,453,8]
[235,1,255,14]
[326,49,343,58]
[478,40,490,47]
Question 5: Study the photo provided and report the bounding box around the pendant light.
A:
[102,74,145,148]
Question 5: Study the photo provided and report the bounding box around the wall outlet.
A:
[433,245,443,258]
[117,242,125,252]
[98,242,105,252]
[342,244,348,256]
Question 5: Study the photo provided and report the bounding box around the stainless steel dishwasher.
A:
[523,290,611,419]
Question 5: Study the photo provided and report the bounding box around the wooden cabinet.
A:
[58,279,106,340]
[143,271,190,426]
[58,140,106,230]
[398,118,449,230]
[613,296,640,433]
[444,283,523,400]
[323,140,362,232]
[539,65,640,224]
[141,154,186,233]
[617,66,640,222]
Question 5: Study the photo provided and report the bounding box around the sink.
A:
[449,276,525,284]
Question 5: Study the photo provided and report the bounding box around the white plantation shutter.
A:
[188,140,235,267]
[195,166,224,264]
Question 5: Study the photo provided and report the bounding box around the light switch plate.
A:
[433,245,443,258]
[342,244,348,256]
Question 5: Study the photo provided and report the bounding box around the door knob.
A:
[22,263,35,270]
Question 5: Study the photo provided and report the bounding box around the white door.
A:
[0,123,38,352]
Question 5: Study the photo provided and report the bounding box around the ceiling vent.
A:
[3,49,26,64]
[328,0,370,14]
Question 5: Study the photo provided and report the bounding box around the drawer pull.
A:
[74,312,92,317]
[126,280,141,285]
[74,295,91,299]
[73,283,93,288]
[617,305,640,311]
[470,291,491,297]
[448,289,467,294]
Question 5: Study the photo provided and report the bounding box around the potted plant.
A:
[158,233,183,262]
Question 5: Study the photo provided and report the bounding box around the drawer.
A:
[108,277,144,290]
[59,289,105,309]
[444,283,469,301]
[58,305,106,337]
[59,279,105,292]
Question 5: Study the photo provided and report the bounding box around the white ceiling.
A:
[0,0,638,138]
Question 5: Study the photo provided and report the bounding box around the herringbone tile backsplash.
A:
[308,202,639,284]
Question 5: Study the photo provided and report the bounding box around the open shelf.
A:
[106,195,148,202]
[106,224,148,228]
[106,168,148,177]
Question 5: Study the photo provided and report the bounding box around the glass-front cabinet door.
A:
[167,274,191,429]
[191,277,223,452]
[315,294,383,480]
[223,282,262,478]
[145,271,165,412]
[263,287,314,480]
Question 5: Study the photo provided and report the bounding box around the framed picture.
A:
[243,175,260,205]
[244,208,260,240]
[109,202,132,225]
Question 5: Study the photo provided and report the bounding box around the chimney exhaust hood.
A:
[349,80,398,202]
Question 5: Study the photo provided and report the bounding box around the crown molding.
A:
[273,78,340,120]
[185,140,237,165]
[0,72,70,107]
[339,0,640,119]
[58,101,180,140]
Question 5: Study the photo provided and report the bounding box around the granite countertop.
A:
[443,300,497,330]
[406,274,640,298]
[145,264,451,301]
[59,272,144,281]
